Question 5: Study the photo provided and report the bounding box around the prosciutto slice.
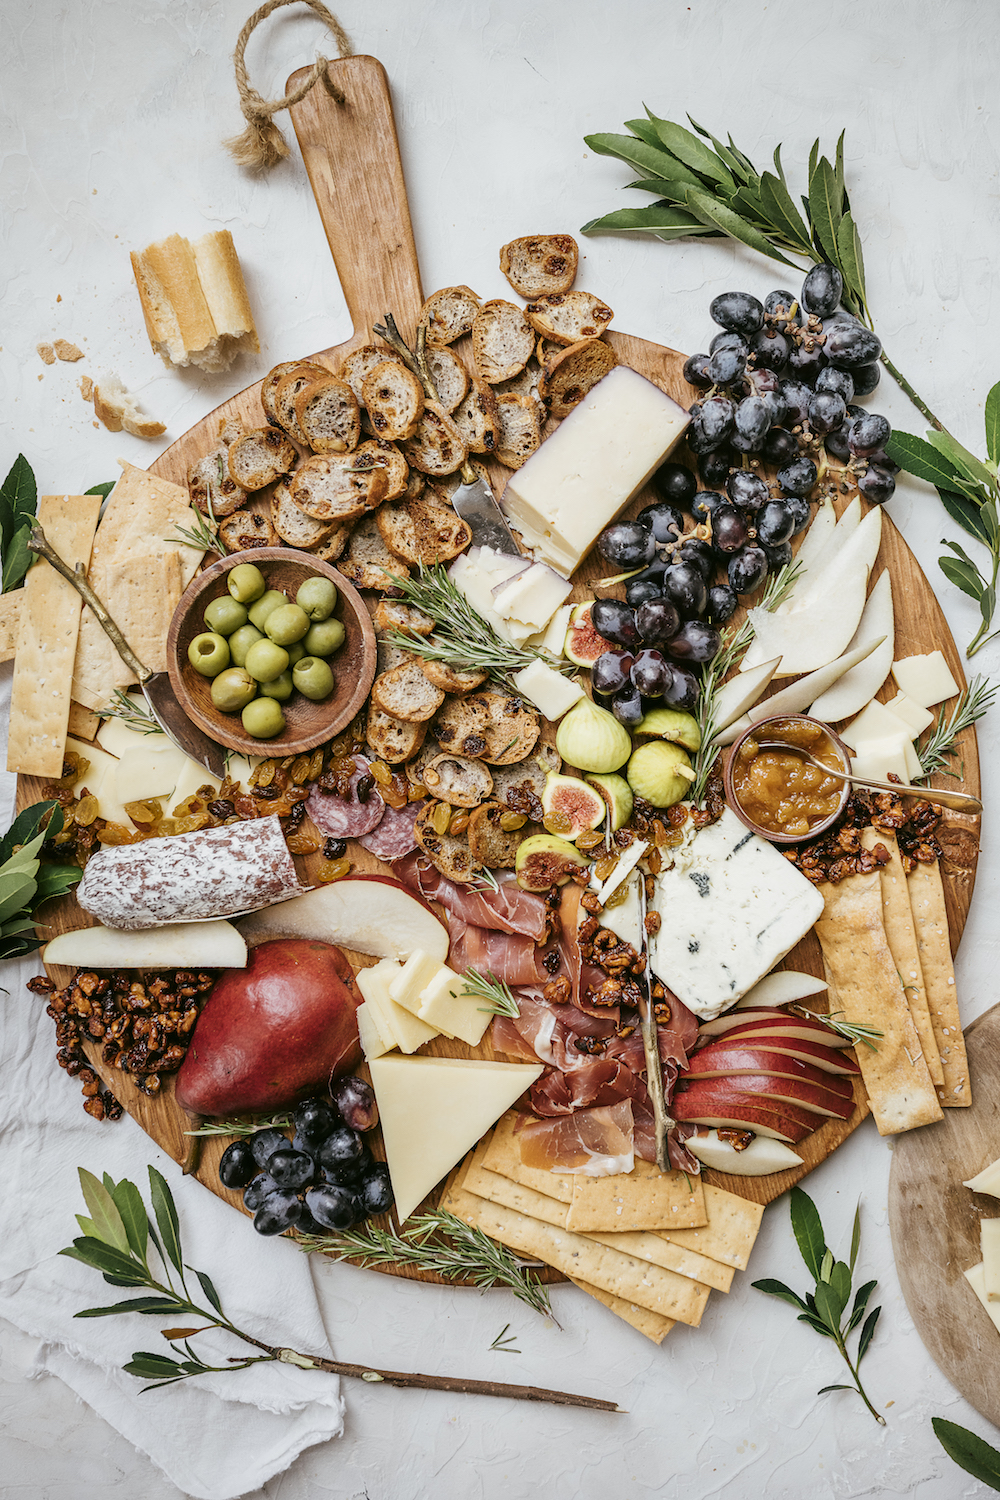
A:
[517,1100,635,1176]
[393,852,548,940]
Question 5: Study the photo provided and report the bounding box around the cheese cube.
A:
[357,1001,394,1060]
[892,651,959,709]
[500,366,689,575]
[448,548,533,642]
[850,733,911,787]
[982,1219,1000,1302]
[492,564,573,633]
[647,808,824,1020]
[417,965,493,1047]
[388,949,443,1016]
[841,697,912,750]
[511,659,584,720]
[886,691,934,737]
[356,960,438,1053]
[529,602,573,660]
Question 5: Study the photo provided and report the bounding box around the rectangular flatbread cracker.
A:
[0,592,22,663]
[7,495,102,777]
[862,828,943,1087]
[566,1159,707,1232]
[817,871,943,1134]
[567,1277,675,1345]
[482,1113,575,1203]
[908,857,970,1106]
[68,701,100,741]
[102,549,183,687]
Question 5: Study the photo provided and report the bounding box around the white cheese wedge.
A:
[850,733,911,787]
[686,1130,803,1176]
[225,753,265,791]
[885,691,934,737]
[417,965,493,1047]
[357,1001,394,1060]
[170,756,223,812]
[964,1262,1000,1336]
[647,807,824,1020]
[355,960,438,1053]
[841,697,913,750]
[735,970,828,1009]
[903,736,923,781]
[982,1220,1000,1301]
[97,710,169,760]
[965,1157,1000,1197]
[492,563,573,634]
[892,651,960,708]
[388,948,443,1016]
[43,920,247,970]
[115,742,187,806]
[597,872,643,952]
[65,736,140,828]
[511,659,584,720]
[596,838,649,905]
[538,602,573,659]
[809,570,894,724]
[448,548,534,643]
[368,1054,543,1221]
[500,366,689,575]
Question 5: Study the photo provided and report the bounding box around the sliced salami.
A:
[77,817,306,931]
[358,799,424,861]
[307,759,385,838]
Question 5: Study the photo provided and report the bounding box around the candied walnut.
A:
[83,1095,106,1120]
[541,949,561,975]
[573,1035,607,1055]
[543,977,571,1005]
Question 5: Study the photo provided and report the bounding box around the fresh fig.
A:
[626,741,695,809]
[555,696,631,773]
[634,707,702,753]
[515,833,590,892]
[584,772,634,831]
[541,772,606,839]
[563,601,615,668]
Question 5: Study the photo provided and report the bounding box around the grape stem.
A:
[877,349,947,434]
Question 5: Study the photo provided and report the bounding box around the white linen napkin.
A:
[0,661,345,1499]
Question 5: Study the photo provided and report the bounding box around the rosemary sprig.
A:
[384,564,573,691]
[490,1323,521,1353]
[298,1208,556,1321]
[793,1006,883,1053]
[184,1112,293,1138]
[753,1189,884,1425]
[459,968,521,1018]
[169,502,225,557]
[97,688,161,735]
[915,675,997,779]
[468,867,501,894]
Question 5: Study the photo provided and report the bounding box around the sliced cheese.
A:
[500,366,689,575]
[537,602,573,659]
[511,659,584,720]
[225,752,265,791]
[982,1220,1000,1302]
[170,755,223,811]
[886,690,934,737]
[97,705,169,760]
[842,698,913,750]
[417,965,492,1047]
[448,548,535,643]
[43,920,246,970]
[368,1054,543,1221]
[598,873,643,952]
[115,742,187,805]
[892,651,959,709]
[596,837,649,905]
[357,1001,394,1060]
[965,1262,1000,1336]
[355,960,438,1053]
[850,734,911,787]
[965,1157,1000,1197]
[388,949,443,1016]
[492,563,573,634]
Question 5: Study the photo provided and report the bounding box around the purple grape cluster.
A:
[217,1075,392,1237]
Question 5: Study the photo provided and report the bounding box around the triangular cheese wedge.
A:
[368,1055,543,1222]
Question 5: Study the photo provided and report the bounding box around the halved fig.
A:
[515,833,588,891]
[564,601,614,667]
[585,772,633,831]
[541,772,605,839]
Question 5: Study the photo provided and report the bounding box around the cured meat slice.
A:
[77,816,306,930]
[307,759,385,838]
[358,800,424,861]
[448,918,543,987]
[518,1101,635,1176]
[393,850,548,940]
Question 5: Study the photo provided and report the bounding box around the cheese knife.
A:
[28,526,228,779]
[636,873,674,1173]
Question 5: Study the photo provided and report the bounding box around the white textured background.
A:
[3,0,1000,1496]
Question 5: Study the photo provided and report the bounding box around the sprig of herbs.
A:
[753,1188,884,1424]
[184,1112,294,1139]
[0,800,82,961]
[97,688,162,735]
[914,675,998,779]
[468,866,501,894]
[299,1208,555,1321]
[490,1323,521,1353]
[933,1418,1000,1491]
[384,564,572,692]
[459,968,521,1018]
[169,506,225,557]
[792,1006,883,1053]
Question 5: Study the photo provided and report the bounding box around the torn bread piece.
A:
[54,339,84,362]
[92,373,165,440]
[131,230,259,372]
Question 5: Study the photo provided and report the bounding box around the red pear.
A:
[175,939,361,1116]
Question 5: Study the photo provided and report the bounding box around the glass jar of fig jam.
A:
[725,714,851,843]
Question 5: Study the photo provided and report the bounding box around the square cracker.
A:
[566,1160,706,1233]
[482,1114,575,1203]
[908,858,970,1107]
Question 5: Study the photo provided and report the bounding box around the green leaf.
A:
[584,132,693,185]
[818,1384,853,1394]
[985,382,1000,466]
[848,1278,877,1333]
[981,499,1000,546]
[193,1267,224,1316]
[0,800,60,864]
[836,210,868,310]
[79,1168,132,1255]
[858,1304,881,1362]
[885,431,964,489]
[808,156,843,264]
[75,1298,183,1318]
[625,117,670,152]
[808,138,820,183]
[829,1259,852,1312]
[149,1167,184,1278]
[758,171,815,254]
[686,188,796,268]
[123,1353,187,1379]
[819,1248,834,1283]
[834,129,846,207]
[939,555,985,601]
[1,455,37,531]
[751,1278,807,1310]
[932,1418,1000,1491]
[0,873,37,926]
[643,116,736,190]
[850,1204,861,1274]
[2,525,34,593]
[111,1179,149,1263]
[33,863,82,903]
[790,1187,827,1281]
[0,917,41,939]
[937,487,992,547]
[925,429,996,490]
[84,482,116,500]
[982,585,996,628]
[814,1279,846,1331]
[59,1237,145,1280]
[75,1215,100,1239]
[686,116,756,186]
[0,932,43,961]
[580,206,713,241]
[797,1311,835,1338]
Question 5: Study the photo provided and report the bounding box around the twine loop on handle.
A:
[225,0,353,171]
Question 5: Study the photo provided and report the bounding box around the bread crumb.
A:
[56,294,62,303]
[38,373,44,381]
[92,371,166,439]
[79,374,94,403]
[93,420,99,428]
[54,339,84,362]
[37,342,55,365]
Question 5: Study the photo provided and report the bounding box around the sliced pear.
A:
[715,636,885,746]
[713,657,780,730]
[735,970,828,1009]
[686,1129,803,1175]
[740,496,841,672]
[809,570,894,723]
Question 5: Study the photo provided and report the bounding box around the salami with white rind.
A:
[76,817,306,930]
[307,760,385,838]
[358,800,424,861]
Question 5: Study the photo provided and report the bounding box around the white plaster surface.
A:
[2,0,1000,1495]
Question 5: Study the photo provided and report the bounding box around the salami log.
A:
[77,817,307,930]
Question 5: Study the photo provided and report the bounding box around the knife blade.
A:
[447,464,523,556]
[28,527,228,779]
[636,872,674,1173]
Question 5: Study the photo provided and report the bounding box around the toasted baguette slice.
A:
[218,510,280,552]
[472,300,535,383]
[376,496,472,565]
[414,802,479,882]
[218,416,243,446]
[478,691,541,765]
[226,427,298,491]
[371,660,446,723]
[92,373,165,439]
[354,438,409,500]
[339,513,410,591]
[340,345,405,406]
[418,659,488,695]
[422,752,493,806]
[187,447,248,518]
[537,337,618,419]
[295,376,361,454]
[274,366,330,443]
[525,291,613,347]
[290,453,388,522]
[376,634,413,676]
[495,361,545,423]
[451,377,501,455]
[373,599,436,637]
[312,525,351,562]
[418,286,481,346]
[467,800,525,867]
[399,402,468,476]
[366,703,427,764]
[260,361,306,425]
[270,480,335,549]
[432,696,490,759]
[402,467,426,500]
[425,347,470,414]
[494,393,541,469]
[499,235,579,298]
[131,230,259,372]
[361,362,425,441]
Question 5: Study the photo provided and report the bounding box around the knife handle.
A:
[28,526,151,684]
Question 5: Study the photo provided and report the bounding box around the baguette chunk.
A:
[131,231,258,373]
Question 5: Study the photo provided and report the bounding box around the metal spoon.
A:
[752,739,982,815]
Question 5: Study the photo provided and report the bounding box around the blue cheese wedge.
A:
[647,808,824,1020]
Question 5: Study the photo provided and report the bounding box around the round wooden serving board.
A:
[19,56,980,1285]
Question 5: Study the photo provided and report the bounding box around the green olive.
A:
[227,563,267,605]
[204,596,249,637]
[244,638,290,683]
[228,623,264,667]
[303,617,346,658]
[296,575,338,622]
[259,670,294,702]
[210,667,257,713]
[247,589,288,631]
[292,656,335,701]
[264,603,310,646]
[187,632,231,678]
[242,697,286,739]
[285,640,306,668]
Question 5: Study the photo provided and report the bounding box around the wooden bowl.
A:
[166,548,376,757]
[723,713,852,845]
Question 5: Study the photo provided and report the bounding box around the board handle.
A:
[288,56,423,345]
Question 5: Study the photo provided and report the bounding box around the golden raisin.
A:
[499,811,527,832]
[123,800,161,826]
[369,759,392,786]
[286,832,322,855]
[432,802,452,836]
[75,795,99,826]
[575,829,605,851]
[316,856,351,882]
[449,812,470,835]
[594,855,618,881]
[290,755,311,786]
[306,748,325,783]
[97,823,136,845]
[409,782,428,801]
[543,811,573,836]
[173,813,210,834]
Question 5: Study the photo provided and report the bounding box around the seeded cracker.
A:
[0,593,22,664]
[907,858,971,1106]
